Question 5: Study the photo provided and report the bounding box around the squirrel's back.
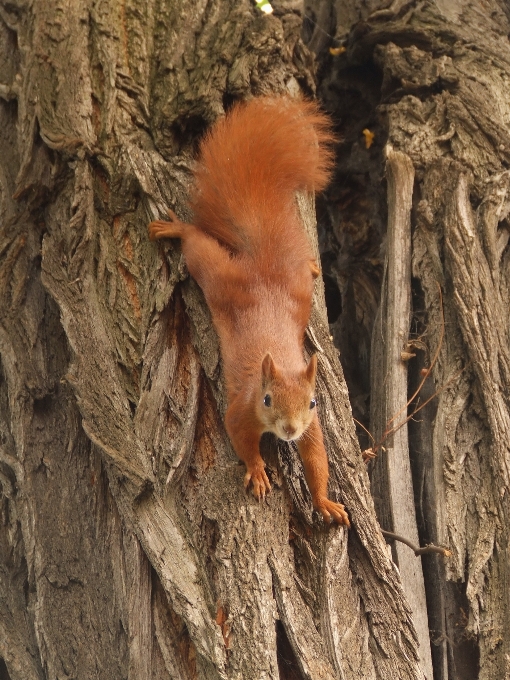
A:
[190,96,335,253]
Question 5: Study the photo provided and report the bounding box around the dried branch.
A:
[362,282,464,461]
[376,282,444,451]
[380,530,452,558]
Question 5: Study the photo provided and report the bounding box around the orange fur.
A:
[149,96,349,526]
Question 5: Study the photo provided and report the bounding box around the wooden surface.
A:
[0,1,423,679]
[369,148,433,679]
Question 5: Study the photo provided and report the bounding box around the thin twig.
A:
[360,282,464,461]
[376,282,445,450]
[377,366,465,445]
[353,418,376,446]
[380,530,452,557]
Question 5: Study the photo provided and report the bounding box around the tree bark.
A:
[312,1,510,679]
[0,1,422,679]
[3,0,509,679]
[370,148,433,679]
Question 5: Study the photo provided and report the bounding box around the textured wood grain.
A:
[0,0,448,679]
[312,1,510,678]
[370,148,433,679]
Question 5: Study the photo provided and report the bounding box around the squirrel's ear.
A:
[305,354,318,384]
[262,353,277,385]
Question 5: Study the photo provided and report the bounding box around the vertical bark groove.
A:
[370,147,433,678]
[311,2,510,677]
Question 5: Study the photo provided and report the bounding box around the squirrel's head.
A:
[256,353,318,441]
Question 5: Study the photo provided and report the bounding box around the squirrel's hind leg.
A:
[180,228,234,291]
[148,208,233,291]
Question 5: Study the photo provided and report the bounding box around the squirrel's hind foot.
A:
[148,208,188,241]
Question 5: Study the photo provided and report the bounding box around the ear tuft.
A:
[262,353,277,385]
[305,354,318,384]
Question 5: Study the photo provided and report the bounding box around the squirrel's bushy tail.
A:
[191,96,336,252]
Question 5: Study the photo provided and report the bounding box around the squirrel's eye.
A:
[309,398,316,410]
[263,394,272,407]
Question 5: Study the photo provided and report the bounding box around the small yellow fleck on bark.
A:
[363,128,375,149]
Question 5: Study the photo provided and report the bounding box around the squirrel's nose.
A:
[283,424,297,437]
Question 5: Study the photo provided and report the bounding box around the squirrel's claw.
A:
[148,220,170,240]
[148,208,187,241]
[244,466,271,501]
[316,498,350,527]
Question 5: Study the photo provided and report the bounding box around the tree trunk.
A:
[0,1,420,679]
[1,1,508,680]
[312,1,510,679]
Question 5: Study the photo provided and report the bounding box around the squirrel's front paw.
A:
[244,465,271,500]
[315,498,350,527]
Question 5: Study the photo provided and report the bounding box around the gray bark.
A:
[0,1,422,680]
[313,1,510,679]
[370,148,433,678]
[4,0,509,678]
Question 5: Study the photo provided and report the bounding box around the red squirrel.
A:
[149,96,349,526]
